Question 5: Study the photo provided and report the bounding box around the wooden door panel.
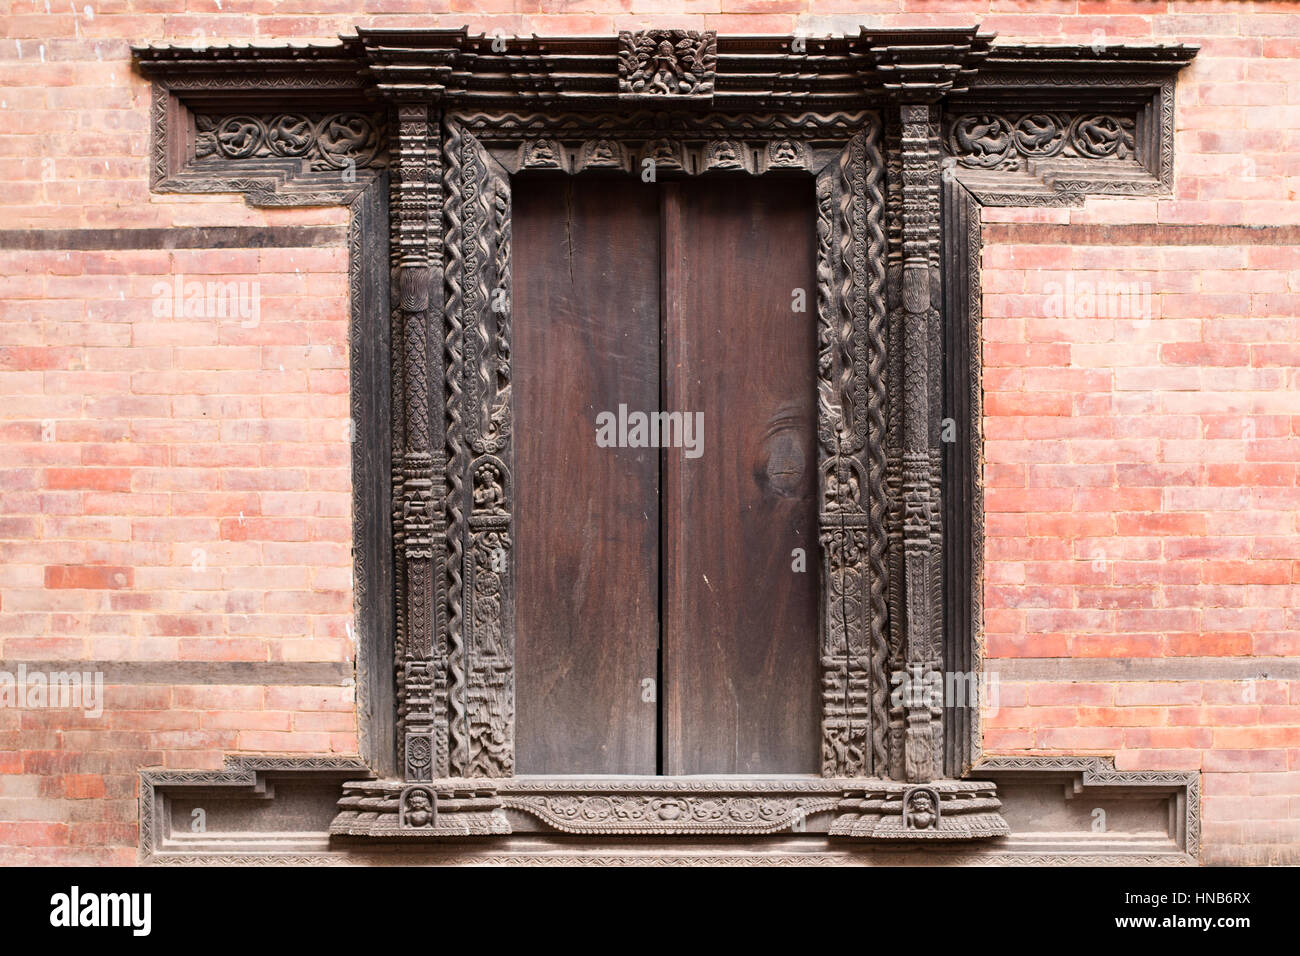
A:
[513,176,660,774]
[661,178,821,774]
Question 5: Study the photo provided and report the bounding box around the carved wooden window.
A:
[133,26,1195,846]
[425,110,896,783]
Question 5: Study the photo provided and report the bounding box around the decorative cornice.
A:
[132,29,1196,112]
[853,26,995,102]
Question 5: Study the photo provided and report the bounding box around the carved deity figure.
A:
[824,468,859,512]
[649,39,682,94]
[588,140,617,165]
[473,464,507,515]
[404,788,434,828]
[772,140,800,166]
[710,141,741,169]
[527,139,559,167]
[904,789,937,830]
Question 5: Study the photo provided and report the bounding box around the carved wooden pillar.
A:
[897,102,945,784]
[393,102,448,783]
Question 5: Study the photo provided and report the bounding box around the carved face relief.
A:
[903,787,938,830]
[401,786,436,828]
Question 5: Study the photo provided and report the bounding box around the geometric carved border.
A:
[975,755,1201,860]
[139,756,372,864]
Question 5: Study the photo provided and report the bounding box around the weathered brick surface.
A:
[1,0,1298,865]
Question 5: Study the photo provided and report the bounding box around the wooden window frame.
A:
[131,27,1197,849]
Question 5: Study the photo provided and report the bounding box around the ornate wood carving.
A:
[448,108,885,781]
[149,99,388,206]
[140,756,1199,862]
[443,120,517,777]
[894,103,945,785]
[330,776,1008,840]
[392,103,447,784]
[829,779,1007,839]
[618,30,717,100]
[816,123,889,779]
[131,28,1198,857]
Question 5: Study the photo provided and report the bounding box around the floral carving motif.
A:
[196,111,384,169]
[508,793,836,834]
[946,111,1136,170]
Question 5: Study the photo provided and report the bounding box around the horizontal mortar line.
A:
[983,222,1300,247]
[991,656,1300,682]
[0,225,348,251]
[0,660,352,685]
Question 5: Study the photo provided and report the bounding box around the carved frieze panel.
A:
[195,111,385,168]
[146,91,387,206]
[829,780,1008,839]
[618,30,717,100]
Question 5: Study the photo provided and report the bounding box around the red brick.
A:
[43,565,132,589]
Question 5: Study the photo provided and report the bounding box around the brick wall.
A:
[2,1,1298,864]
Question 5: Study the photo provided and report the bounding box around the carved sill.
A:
[139,757,1196,864]
[329,776,1008,842]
